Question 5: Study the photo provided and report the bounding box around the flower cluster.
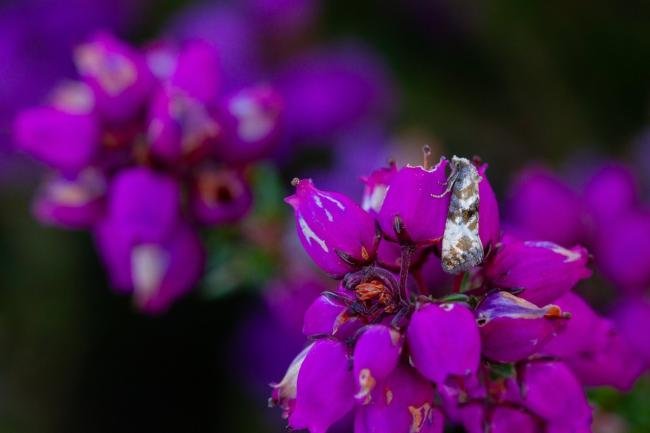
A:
[14,32,283,313]
[508,163,650,372]
[270,154,641,433]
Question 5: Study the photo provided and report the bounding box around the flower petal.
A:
[407,302,480,384]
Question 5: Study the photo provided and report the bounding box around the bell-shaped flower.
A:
[354,365,443,433]
[544,293,646,390]
[14,105,99,173]
[483,235,591,306]
[407,302,480,384]
[361,163,397,215]
[582,163,639,224]
[190,167,252,225]
[95,221,204,314]
[613,296,650,367]
[302,293,350,337]
[272,339,354,433]
[147,88,220,164]
[214,84,283,163]
[476,291,567,362]
[507,167,584,246]
[519,361,592,432]
[285,179,378,277]
[275,45,394,142]
[74,32,154,123]
[168,39,220,103]
[32,169,106,229]
[353,324,402,403]
[594,210,650,289]
[377,159,450,244]
[106,167,180,243]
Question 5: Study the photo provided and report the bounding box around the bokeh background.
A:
[1,0,649,432]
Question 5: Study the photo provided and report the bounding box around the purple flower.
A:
[594,210,650,290]
[354,365,443,433]
[353,324,402,403]
[613,296,650,367]
[302,293,350,337]
[166,3,262,90]
[483,235,591,306]
[105,167,180,243]
[507,167,584,246]
[476,291,567,363]
[272,340,354,433]
[543,293,645,390]
[167,39,221,103]
[407,302,481,384]
[147,88,220,164]
[582,163,639,224]
[95,220,204,314]
[214,84,284,163]
[32,169,105,229]
[275,45,395,142]
[361,162,397,215]
[190,168,253,226]
[377,159,450,244]
[14,106,99,173]
[285,179,378,276]
[74,32,154,123]
[519,361,592,432]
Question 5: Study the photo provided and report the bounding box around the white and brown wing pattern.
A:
[440,156,484,274]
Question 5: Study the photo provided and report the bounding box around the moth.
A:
[437,156,483,274]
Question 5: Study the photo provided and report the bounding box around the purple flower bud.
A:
[477,163,500,248]
[353,324,402,403]
[544,293,645,389]
[613,296,650,367]
[74,32,154,123]
[106,168,180,243]
[476,291,567,363]
[354,365,443,433]
[302,294,349,337]
[275,339,354,433]
[490,407,538,433]
[168,39,220,103]
[167,3,262,90]
[594,211,650,289]
[507,167,584,246]
[583,163,639,223]
[377,159,450,244]
[484,236,591,306]
[190,168,252,226]
[14,106,99,173]
[407,302,480,384]
[95,221,204,314]
[147,88,220,164]
[285,179,377,277]
[33,169,106,229]
[271,343,312,419]
[275,46,395,141]
[519,361,592,432]
[214,84,283,163]
[361,163,397,215]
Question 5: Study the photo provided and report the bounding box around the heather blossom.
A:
[271,152,638,433]
[507,162,650,373]
[14,32,284,313]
